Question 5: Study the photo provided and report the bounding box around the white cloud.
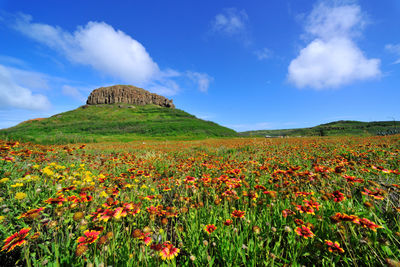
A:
[11,14,212,96]
[13,15,159,86]
[212,8,248,36]
[289,38,380,88]
[62,85,86,102]
[0,64,50,110]
[385,44,400,64]
[288,2,380,89]
[186,71,213,92]
[254,48,273,60]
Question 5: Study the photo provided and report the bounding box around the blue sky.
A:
[0,0,399,131]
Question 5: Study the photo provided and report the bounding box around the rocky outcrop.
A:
[86,85,175,108]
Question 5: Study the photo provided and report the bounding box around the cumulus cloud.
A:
[212,8,248,36]
[385,44,400,64]
[13,15,159,86]
[0,64,50,110]
[288,2,380,89]
[10,14,213,96]
[186,71,213,92]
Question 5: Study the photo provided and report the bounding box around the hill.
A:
[240,120,399,137]
[0,104,237,144]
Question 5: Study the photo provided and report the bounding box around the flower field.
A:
[0,136,399,266]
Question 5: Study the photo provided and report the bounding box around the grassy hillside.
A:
[0,104,237,144]
[240,120,399,137]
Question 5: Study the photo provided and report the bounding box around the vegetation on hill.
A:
[0,104,237,144]
[240,120,399,137]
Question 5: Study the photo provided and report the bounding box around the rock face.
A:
[86,85,175,108]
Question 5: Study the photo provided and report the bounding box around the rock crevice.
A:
[86,85,175,108]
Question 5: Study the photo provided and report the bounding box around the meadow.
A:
[0,136,399,266]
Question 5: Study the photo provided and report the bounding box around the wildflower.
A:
[224,219,233,226]
[204,224,217,235]
[295,226,315,239]
[11,183,24,188]
[160,242,180,260]
[354,218,383,231]
[231,210,245,219]
[1,228,31,252]
[296,205,315,215]
[0,216,4,222]
[77,230,100,247]
[325,240,345,253]
[331,190,346,202]
[362,188,385,200]
[73,212,85,221]
[282,209,295,218]
[330,213,359,223]
[15,192,27,200]
[18,207,45,219]
[0,178,9,183]
[75,245,89,257]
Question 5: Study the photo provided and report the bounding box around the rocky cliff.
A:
[86,85,175,108]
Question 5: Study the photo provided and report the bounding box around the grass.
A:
[0,136,399,266]
[240,120,400,137]
[0,104,237,144]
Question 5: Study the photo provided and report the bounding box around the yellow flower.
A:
[100,191,108,198]
[11,183,24,188]
[0,215,4,222]
[15,192,27,200]
[33,164,40,169]
[0,178,9,183]
[141,184,148,189]
[0,197,3,202]
[42,167,54,176]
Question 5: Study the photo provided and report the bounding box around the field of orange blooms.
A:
[0,136,399,266]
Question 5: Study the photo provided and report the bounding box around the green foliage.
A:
[240,120,399,137]
[0,104,237,144]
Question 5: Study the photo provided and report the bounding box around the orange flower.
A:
[354,218,383,231]
[204,224,217,234]
[77,230,100,247]
[295,226,315,239]
[18,207,45,219]
[1,228,31,252]
[231,210,245,219]
[331,190,346,202]
[296,205,315,215]
[330,212,359,223]
[160,242,180,260]
[325,240,345,253]
[362,188,385,200]
[223,219,233,226]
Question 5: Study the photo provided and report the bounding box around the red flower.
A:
[330,212,359,223]
[223,219,233,226]
[354,218,383,231]
[296,205,315,215]
[1,228,31,252]
[343,175,363,184]
[18,207,45,219]
[160,242,180,260]
[204,224,217,234]
[282,209,295,218]
[44,195,66,206]
[295,226,315,239]
[77,230,100,247]
[362,188,385,200]
[231,210,246,219]
[325,240,345,253]
[303,199,320,211]
[331,190,346,202]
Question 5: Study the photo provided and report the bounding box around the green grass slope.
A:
[240,120,399,137]
[0,104,237,144]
